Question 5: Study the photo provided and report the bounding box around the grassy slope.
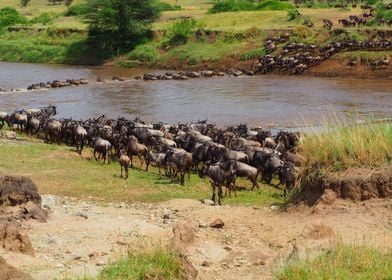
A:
[0,137,282,206]
[0,0,390,67]
[275,243,392,280]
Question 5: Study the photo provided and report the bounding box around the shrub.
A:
[208,0,255,13]
[30,13,55,25]
[163,18,198,47]
[208,0,294,13]
[97,247,186,280]
[240,48,266,60]
[0,7,27,31]
[256,0,295,11]
[156,2,181,12]
[65,4,91,16]
[276,243,392,280]
[287,8,298,20]
[128,45,158,63]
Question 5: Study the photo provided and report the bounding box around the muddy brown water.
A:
[0,61,391,127]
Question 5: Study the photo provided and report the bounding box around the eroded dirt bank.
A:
[2,196,392,280]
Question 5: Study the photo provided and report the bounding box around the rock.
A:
[201,260,209,267]
[198,221,208,228]
[75,212,88,219]
[41,194,57,209]
[210,218,224,229]
[201,199,214,206]
[96,260,105,266]
[54,263,65,269]
[0,256,33,280]
[21,201,48,222]
[5,131,16,139]
[173,219,196,245]
[0,222,34,255]
[0,174,41,207]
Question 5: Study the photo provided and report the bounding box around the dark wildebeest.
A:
[8,111,27,131]
[199,161,236,205]
[93,137,112,164]
[45,119,62,144]
[126,135,148,169]
[119,151,131,179]
[25,114,40,135]
[164,149,193,185]
[73,124,88,155]
[145,151,166,177]
[0,112,8,135]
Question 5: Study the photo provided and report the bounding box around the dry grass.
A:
[275,242,392,280]
[300,122,392,172]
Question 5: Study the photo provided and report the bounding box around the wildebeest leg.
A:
[218,184,223,205]
[180,170,185,186]
[79,139,84,155]
[121,165,123,178]
[211,182,216,204]
[125,166,128,179]
[94,149,98,161]
[130,154,133,167]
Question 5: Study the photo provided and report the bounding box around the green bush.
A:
[240,48,266,60]
[276,243,392,280]
[128,45,158,63]
[163,18,198,47]
[65,4,91,16]
[0,7,27,31]
[156,2,181,11]
[97,247,186,280]
[287,8,298,20]
[30,13,55,25]
[256,0,295,11]
[208,0,255,13]
[208,0,294,13]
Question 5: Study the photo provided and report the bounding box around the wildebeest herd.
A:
[0,106,303,205]
[253,38,391,75]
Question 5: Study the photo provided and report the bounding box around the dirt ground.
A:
[2,195,392,280]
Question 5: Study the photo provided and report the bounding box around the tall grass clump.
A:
[0,7,27,32]
[162,18,198,47]
[97,246,186,280]
[128,44,158,64]
[275,242,392,280]
[209,0,294,13]
[300,122,392,172]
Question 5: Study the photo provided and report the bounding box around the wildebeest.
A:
[93,137,112,164]
[126,135,148,169]
[323,19,333,30]
[145,151,166,176]
[25,114,40,135]
[44,119,62,144]
[164,149,193,185]
[0,112,8,135]
[119,152,131,179]
[8,111,27,131]
[199,161,236,205]
[74,124,88,154]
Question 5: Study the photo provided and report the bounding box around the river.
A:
[0,61,391,127]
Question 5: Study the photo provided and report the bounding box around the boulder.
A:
[210,218,224,229]
[0,222,34,255]
[0,174,41,207]
[0,256,33,280]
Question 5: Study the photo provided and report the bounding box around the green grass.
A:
[335,51,392,61]
[96,247,185,280]
[275,243,392,280]
[159,39,247,65]
[0,137,282,206]
[300,123,392,172]
[0,29,86,63]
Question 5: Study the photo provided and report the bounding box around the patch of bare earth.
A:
[1,196,391,280]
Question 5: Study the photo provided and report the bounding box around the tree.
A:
[85,0,160,53]
[64,0,73,9]
[20,0,31,7]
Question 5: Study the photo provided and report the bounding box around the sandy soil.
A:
[2,195,392,280]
